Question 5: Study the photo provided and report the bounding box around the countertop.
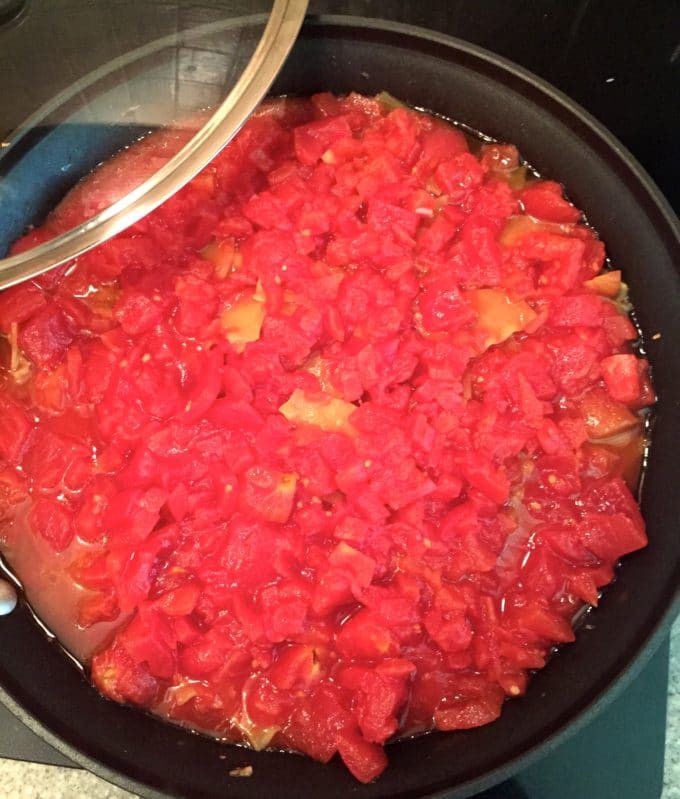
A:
[0,615,677,798]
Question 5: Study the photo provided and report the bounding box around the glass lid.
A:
[0,0,307,289]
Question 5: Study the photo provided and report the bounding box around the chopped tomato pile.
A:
[0,94,655,783]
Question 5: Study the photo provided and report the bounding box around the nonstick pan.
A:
[0,16,678,799]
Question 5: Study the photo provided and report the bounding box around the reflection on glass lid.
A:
[0,0,308,290]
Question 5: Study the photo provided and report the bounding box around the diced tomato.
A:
[328,542,376,589]
[78,588,120,627]
[91,640,160,705]
[519,181,582,223]
[434,152,484,200]
[580,511,647,559]
[480,143,520,173]
[549,294,604,327]
[460,218,503,287]
[459,453,510,504]
[190,170,216,195]
[416,121,469,173]
[506,602,576,643]
[294,115,353,166]
[155,582,202,617]
[337,610,398,659]
[18,302,75,368]
[0,283,47,331]
[269,644,320,690]
[434,692,503,731]
[0,394,33,463]
[0,466,28,521]
[600,354,642,404]
[179,636,226,679]
[337,729,389,784]
[499,214,574,247]
[603,309,638,347]
[69,552,111,591]
[286,685,352,763]
[121,610,176,680]
[418,213,462,253]
[74,476,117,542]
[240,466,297,523]
[419,281,474,333]
[29,498,74,551]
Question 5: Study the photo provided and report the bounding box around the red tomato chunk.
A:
[0,93,654,783]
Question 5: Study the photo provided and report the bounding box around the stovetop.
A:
[0,2,676,797]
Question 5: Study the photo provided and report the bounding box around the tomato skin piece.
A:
[578,387,640,439]
[279,388,357,434]
[466,288,537,349]
[434,693,503,731]
[583,270,622,298]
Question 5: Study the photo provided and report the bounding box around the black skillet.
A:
[0,16,678,799]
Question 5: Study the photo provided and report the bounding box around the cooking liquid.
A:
[0,502,128,662]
